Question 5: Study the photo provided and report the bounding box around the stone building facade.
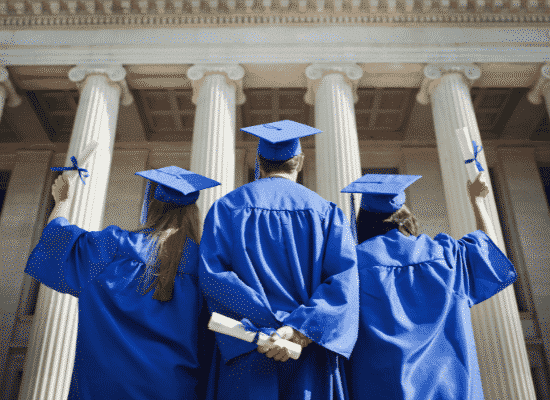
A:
[0,4,549,399]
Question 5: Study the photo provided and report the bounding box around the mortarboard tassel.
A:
[254,156,260,181]
[140,180,152,225]
[350,193,357,245]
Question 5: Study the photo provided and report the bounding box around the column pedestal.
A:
[19,65,131,400]
[419,64,536,400]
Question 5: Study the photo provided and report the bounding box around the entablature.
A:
[0,0,549,28]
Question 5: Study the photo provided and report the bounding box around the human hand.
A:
[467,172,489,199]
[52,175,70,204]
[257,326,311,362]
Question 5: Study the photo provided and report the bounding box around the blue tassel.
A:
[140,181,152,225]
[350,194,357,245]
[254,156,260,181]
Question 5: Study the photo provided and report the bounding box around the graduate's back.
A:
[206,177,338,316]
[25,219,212,400]
[200,176,359,400]
[24,166,219,400]
[348,228,516,400]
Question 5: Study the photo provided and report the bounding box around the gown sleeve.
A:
[25,217,124,298]
[436,230,517,307]
[283,206,360,359]
[199,201,279,364]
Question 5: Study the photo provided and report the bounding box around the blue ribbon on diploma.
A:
[51,156,91,184]
[240,319,280,342]
[465,140,485,172]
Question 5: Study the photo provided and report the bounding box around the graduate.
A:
[341,172,517,400]
[199,120,359,400]
[24,166,220,400]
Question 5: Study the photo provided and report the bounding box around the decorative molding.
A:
[68,65,133,106]
[0,5,549,28]
[527,63,550,105]
[305,63,363,104]
[186,64,245,105]
[0,67,22,108]
[2,27,550,65]
[416,63,481,104]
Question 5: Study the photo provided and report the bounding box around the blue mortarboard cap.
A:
[341,174,422,213]
[241,120,322,161]
[135,166,221,224]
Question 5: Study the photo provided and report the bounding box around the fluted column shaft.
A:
[305,64,363,223]
[187,65,245,221]
[19,66,131,400]
[497,147,550,389]
[421,64,536,399]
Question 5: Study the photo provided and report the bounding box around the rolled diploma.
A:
[61,140,99,183]
[456,127,479,184]
[208,312,302,360]
[455,127,498,240]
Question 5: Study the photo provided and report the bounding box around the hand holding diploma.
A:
[257,326,313,362]
[48,140,99,223]
[457,128,496,238]
[207,312,303,362]
[467,171,490,200]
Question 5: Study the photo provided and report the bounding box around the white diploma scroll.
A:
[61,140,99,184]
[207,312,302,360]
[456,127,480,184]
[455,127,498,240]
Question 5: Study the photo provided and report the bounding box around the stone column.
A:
[0,67,23,122]
[186,64,245,222]
[19,65,132,400]
[527,63,550,118]
[305,63,363,223]
[417,64,536,399]
[0,150,52,395]
[497,147,550,386]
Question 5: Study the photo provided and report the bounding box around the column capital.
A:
[527,63,550,105]
[186,64,246,105]
[0,67,22,108]
[304,63,363,105]
[416,63,481,105]
[68,64,133,106]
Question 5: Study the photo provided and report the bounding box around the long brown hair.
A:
[139,183,200,301]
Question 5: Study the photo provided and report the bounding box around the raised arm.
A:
[48,175,71,223]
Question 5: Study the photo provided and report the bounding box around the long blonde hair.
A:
[139,183,200,301]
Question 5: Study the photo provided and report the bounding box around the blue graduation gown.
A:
[25,217,212,400]
[199,177,359,400]
[347,229,517,400]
